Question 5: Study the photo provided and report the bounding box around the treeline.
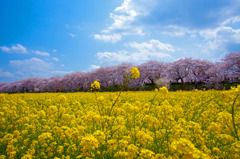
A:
[0,52,239,93]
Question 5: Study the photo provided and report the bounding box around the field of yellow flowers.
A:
[0,86,240,159]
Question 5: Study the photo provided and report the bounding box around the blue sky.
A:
[1,0,240,82]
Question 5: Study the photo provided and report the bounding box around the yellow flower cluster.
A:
[231,85,240,92]
[130,67,140,79]
[158,86,169,94]
[171,138,210,158]
[91,81,100,90]
[0,87,239,158]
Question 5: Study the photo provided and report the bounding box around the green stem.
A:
[150,92,159,104]
[226,122,237,139]
[94,92,101,116]
[134,112,136,145]
[108,91,121,116]
[108,72,134,116]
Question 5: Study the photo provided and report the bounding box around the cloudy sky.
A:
[1,0,240,82]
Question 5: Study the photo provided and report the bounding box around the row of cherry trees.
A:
[0,52,239,93]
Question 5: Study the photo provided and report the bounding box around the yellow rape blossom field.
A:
[0,87,240,159]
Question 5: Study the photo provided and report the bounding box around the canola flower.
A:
[159,86,169,94]
[0,85,239,158]
[90,81,100,90]
[130,67,140,79]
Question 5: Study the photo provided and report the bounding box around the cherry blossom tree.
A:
[35,78,49,92]
[187,59,214,83]
[45,76,64,92]
[0,83,9,93]
[0,52,239,93]
[138,61,168,85]
[221,52,240,82]
[204,62,225,89]
[61,72,86,91]
[17,77,40,92]
[117,63,134,86]
[167,58,191,84]
[4,81,22,93]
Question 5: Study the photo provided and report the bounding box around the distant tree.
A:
[138,61,167,85]
[47,76,64,92]
[18,77,40,92]
[115,63,134,86]
[91,67,110,88]
[62,72,86,91]
[36,78,49,92]
[1,52,239,93]
[155,77,171,88]
[204,62,225,88]
[0,83,9,93]
[5,81,22,93]
[187,59,214,83]
[167,58,191,84]
[222,52,240,82]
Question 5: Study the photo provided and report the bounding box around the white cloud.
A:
[51,70,72,75]
[109,0,140,31]
[16,71,25,76]
[101,30,110,33]
[52,57,59,61]
[199,21,240,54]
[97,39,173,63]
[126,39,175,53]
[89,65,100,70]
[0,44,27,53]
[29,70,72,78]
[0,68,14,77]
[222,16,240,26]
[200,25,240,43]
[68,33,77,38]
[97,51,127,62]
[10,57,53,72]
[94,0,155,42]
[53,49,57,52]
[160,25,196,37]
[199,28,219,40]
[32,50,50,56]
[94,34,122,43]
